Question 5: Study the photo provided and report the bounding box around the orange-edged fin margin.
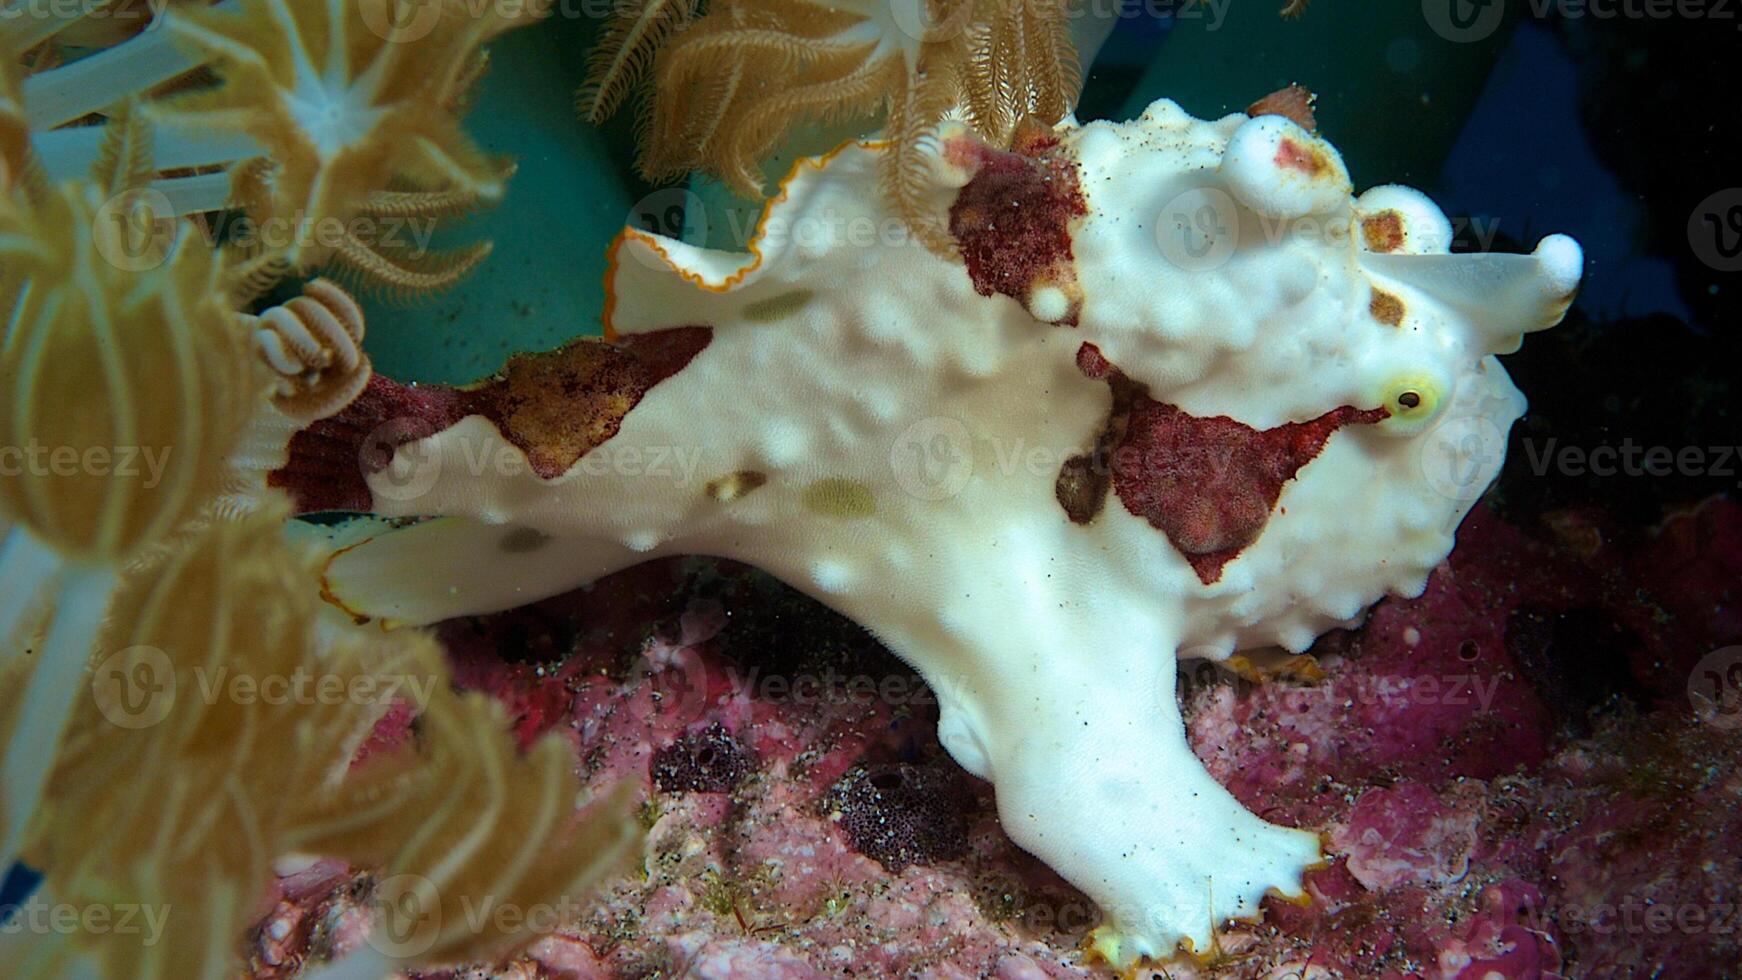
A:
[318,536,391,630]
[602,138,896,342]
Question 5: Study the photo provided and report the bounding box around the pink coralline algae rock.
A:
[1184,500,1742,978]
[1433,880,1563,980]
[1328,784,1482,892]
[250,500,1741,978]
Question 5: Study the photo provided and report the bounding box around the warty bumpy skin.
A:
[311,99,1583,967]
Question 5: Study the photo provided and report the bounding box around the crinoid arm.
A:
[578,0,1089,248]
[575,0,701,123]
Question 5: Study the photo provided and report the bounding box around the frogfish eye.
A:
[1374,371,1449,436]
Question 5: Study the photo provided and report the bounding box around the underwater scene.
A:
[0,1,1738,977]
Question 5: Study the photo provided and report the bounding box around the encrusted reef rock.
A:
[252,497,1741,978]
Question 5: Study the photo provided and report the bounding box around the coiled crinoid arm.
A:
[245,277,372,422]
[219,279,372,522]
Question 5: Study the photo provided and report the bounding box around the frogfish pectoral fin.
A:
[304,516,635,627]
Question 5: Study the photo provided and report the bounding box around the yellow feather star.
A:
[579,0,1082,251]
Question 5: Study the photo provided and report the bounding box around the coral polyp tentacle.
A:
[0,6,651,972]
[0,173,259,891]
[148,0,532,276]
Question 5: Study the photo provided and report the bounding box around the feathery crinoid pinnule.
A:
[155,0,540,292]
[575,0,700,124]
[579,0,1081,250]
[12,502,640,979]
[956,0,1079,149]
